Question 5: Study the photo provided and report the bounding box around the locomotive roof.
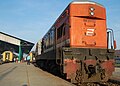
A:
[42,0,104,38]
[72,0,104,7]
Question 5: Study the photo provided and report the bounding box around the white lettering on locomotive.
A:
[86,28,95,36]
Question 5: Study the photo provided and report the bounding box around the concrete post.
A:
[18,42,23,63]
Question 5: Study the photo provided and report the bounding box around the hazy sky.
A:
[0,0,120,49]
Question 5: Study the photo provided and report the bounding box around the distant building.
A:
[0,32,34,54]
[115,50,120,58]
[115,50,120,67]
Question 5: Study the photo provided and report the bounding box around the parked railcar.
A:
[29,51,35,62]
[35,0,116,85]
[2,51,18,63]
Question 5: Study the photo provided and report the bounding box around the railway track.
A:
[73,79,120,86]
[107,79,120,86]
[0,63,15,74]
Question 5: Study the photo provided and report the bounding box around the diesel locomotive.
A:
[35,0,116,85]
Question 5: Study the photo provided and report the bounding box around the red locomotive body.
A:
[36,0,116,85]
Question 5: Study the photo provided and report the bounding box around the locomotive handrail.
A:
[107,28,116,49]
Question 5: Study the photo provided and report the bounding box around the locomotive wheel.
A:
[50,65,60,76]
[101,69,109,82]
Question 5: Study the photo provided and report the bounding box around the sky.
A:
[0,0,120,49]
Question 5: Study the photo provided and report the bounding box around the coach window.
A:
[46,35,49,48]
[51,30,54,45]
[48,33,50,46]
[5,53,10,60]
[42,39,44,49]
[62,24,65,35]
[57,24,65,39]
[44,37,47,49]
[49,31,52,46]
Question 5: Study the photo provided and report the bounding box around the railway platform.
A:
[110,67,120,84]
[0,63,75,86]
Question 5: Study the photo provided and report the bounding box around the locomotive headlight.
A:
[90,12,94,16]
[90,7,95,11]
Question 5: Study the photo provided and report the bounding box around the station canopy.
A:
[0,32,34,54]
